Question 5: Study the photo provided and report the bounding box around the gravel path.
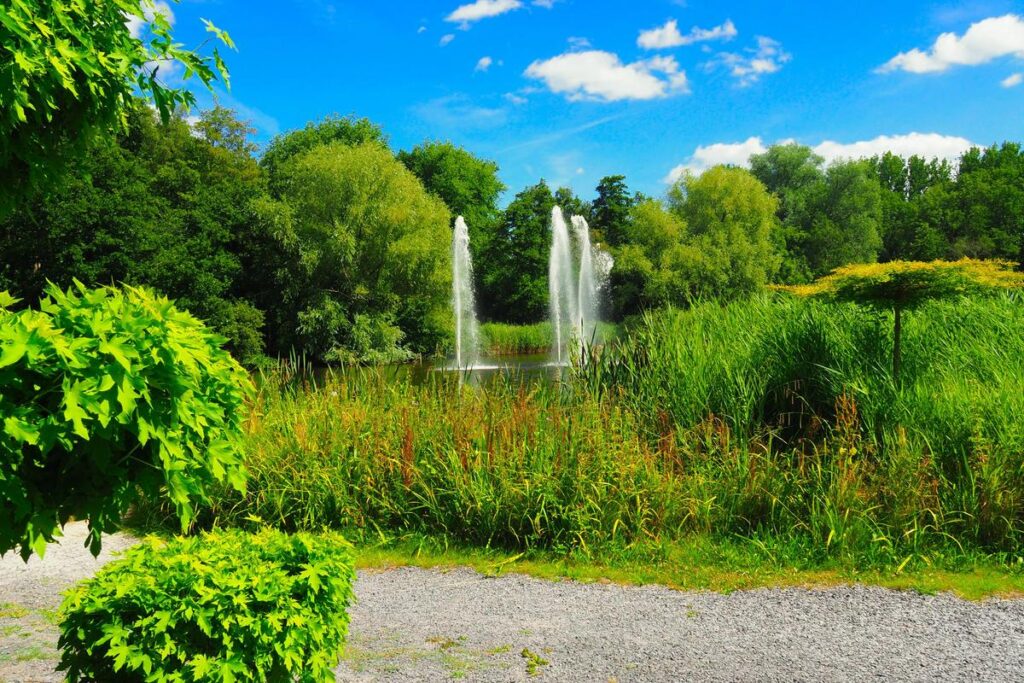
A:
[2,523,1023,682]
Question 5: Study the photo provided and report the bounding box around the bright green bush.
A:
[57,529,356,682]
[0,283,252,558]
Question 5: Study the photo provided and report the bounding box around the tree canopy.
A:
[267,142,452,362]
[0,0,232,215]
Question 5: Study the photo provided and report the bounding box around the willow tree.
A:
[782,259,1024,381]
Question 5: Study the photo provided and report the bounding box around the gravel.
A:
[2,522,1023,682]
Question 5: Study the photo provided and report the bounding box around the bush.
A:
[58,529,356,682]
[0,283,252,558]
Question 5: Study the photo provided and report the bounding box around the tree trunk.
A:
[892,305,902,384]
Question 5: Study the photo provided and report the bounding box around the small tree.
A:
[0,283,253,559]
[781,259,1024,381]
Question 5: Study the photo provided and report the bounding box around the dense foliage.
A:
[58,529,356,682]
[0,283,251,559]
[1,95,1022,353]
[264,141,453,362]
[169,294,1024,565]
[0,0,231,214]
[0,103,268,360]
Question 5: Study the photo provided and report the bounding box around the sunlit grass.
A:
[134,293,1024,584]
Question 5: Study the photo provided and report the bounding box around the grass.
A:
[133,292,1024,588]
[480,321,619,355]
[354,534,1024,601]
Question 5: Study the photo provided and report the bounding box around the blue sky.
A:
[164,0,1024,201]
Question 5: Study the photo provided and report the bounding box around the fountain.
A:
[548,207,579,365]
[451,216,480,368]
[572,215,598,349]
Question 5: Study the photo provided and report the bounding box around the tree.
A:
[397,141,505,303]
[397,141,505,235]
[260,115,386,184]
[750,145,883,280]
[782,259,1024,381]
[267,142,452,362]
[608,199,686,317]
[667,167,782,300]
[0,283,251,558]
[591,175,634,247]
[0,0,232,214]
[797,160,883,275]
[0,102,270,360]
[479,181,556,323]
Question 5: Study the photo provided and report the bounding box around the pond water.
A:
[316,353,570,388]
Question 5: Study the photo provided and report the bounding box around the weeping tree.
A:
[781,259,1024,381]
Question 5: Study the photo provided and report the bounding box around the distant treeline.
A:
[1,100,1020,362]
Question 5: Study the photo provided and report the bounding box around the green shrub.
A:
[0,282,253,558]
[57,528,356,683]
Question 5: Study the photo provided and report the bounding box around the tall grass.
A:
[480,321,619,355]
[160,294,1024,568]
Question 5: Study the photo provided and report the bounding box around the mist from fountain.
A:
[548,207,579,365]
[451,216,480,369]
[572,215,598,348]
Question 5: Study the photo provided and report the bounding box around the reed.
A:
[147,293,1024,569]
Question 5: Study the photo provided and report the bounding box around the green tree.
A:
[397,141,505,235]
[0,283,251,558]
[751,145,883,280]
[479,181,556,323]
[951,143,1024,262]
[797,160,883,275]
[591,175,634,247]
[0,102,269,360]
[608,199,686,316]
[782,259,1024,381]
[267,142,452,361]
[667,166,782,300]
[0,0,232,214]
[260,115,386,185]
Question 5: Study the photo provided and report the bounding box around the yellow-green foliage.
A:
[57,529,356,682]
[0,283,252,559]
[781,259,1024,309]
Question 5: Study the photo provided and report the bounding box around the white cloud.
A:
[440,33,455,46]
[813,133,976,165]
[505,92,528,105]
[664,136,766,182]
[1001,72,1023,87]
[568,36,592,50]
[879,14,1024,74]
[525,50,690,102]
[638,19,737,49]
[418,25,427,34]
[476,56,494,71]
[447,0,522,24]
[664,132,977,183]
[712,36,790,86]
[126,0,175,39]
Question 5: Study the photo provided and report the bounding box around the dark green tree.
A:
[479,181,556,323]
[751,145,882,280]
[0,103,269,360]
[591,175,634,247]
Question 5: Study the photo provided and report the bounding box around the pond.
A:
[292,352,571,388]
